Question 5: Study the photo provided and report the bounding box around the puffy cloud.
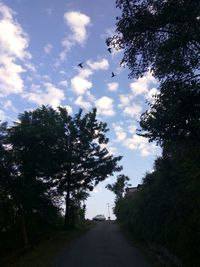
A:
[118,94,133,108]
[23,83,65,108]
[0,2,31,96]
[123,135,153,156]
[64,11,90,44]
[74,96,92,110]
[60,11,91,59]
[95,96,115,117]
[78,68,93,78]
[71,76,92,95]
[87,58,109,71]
[123,103,142,119]
[130,72,157,97]
[44,43,53,54]
[0,3,30,60]
[113,122,155,157]
[107,82,118,92]
[0,57,25,96]
[112,123,127,141]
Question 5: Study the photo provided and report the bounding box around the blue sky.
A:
[0,0,161,219]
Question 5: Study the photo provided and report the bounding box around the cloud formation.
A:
[60,11,91,60]
[113,122,155,156]
[95,96,115,117]
[130,72,157,97]
[0,2,31,96]
[87,58,109,71]
[23,83,65,108]
[71,76,92,95]
[107,82,119,92]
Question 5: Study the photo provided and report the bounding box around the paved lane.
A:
[53,221,151,267]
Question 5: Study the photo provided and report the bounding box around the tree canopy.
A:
[107,0,200,80]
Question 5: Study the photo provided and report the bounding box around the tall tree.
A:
[8,106,63,247]
[107,0,200,80]
[57,107,122,228]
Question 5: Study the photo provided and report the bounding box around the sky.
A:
[0,0,161,219]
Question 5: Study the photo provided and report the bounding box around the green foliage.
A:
[107,0,200,80]
[115,145,200,267]
[110,1,200,266]
[139,79,200,146]
[106,174,130,202]
[0,105,122,253]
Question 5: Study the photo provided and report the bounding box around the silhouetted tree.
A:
[107,0,200,80]
[106,174,130,202]
[56,108,122,229]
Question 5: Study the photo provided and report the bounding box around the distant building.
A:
[125,184,142,197]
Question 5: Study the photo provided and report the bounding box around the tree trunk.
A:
[64,183,71,229]
[19,204,29,248]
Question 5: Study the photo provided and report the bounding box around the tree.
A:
[56,108,123,228]
[8,106,64,247]
[107,0,200,80]
[139,79,200,147]
[106,174,130,203]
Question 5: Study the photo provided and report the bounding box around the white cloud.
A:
[59,80,68,87]
[61,105,73,114]
[87,58,109,71]
[60,11,91,60]
[0,57,25,96]
[113,122,155,156]
[78,68,93,78]
[3,100,17,112]
[128,124,137,134]
[64,11,90,44]
[71,76,92,95]
[44,43,53,54]
[130,72,157,97]
[112,123,127,141]
[118,94,133,108]
[145,87,159,103]
[123,135,153,156]
[123,103,142,119]
[23,82,65,108]
[74,96,92,110]
[107,82,119,92]
[0,110,6,121]
[95,96,115,117]
[0,2,31,96]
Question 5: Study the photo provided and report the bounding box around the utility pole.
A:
[107,203,110,220]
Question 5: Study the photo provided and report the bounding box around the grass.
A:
[119,224,169,267]
[1,221,95,267]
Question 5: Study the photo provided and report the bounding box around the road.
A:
[53,221,151,267]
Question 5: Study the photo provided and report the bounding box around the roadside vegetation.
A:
[107,1,200,267]
[0,107,122,265]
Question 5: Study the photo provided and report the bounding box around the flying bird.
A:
[108,47,112,53]
[111,72,116,78]
[77,62,84,68]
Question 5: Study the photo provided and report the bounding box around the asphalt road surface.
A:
[53,221,151,267]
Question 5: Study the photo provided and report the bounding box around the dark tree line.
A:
[0,106,122,252]
[107,1,200,266]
